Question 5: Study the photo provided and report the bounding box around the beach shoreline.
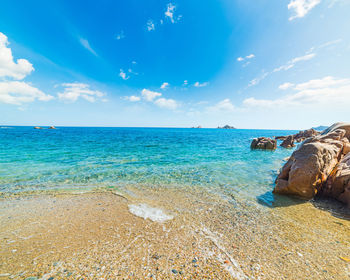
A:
[1,188,349,279]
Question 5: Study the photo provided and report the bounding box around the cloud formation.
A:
[141,89,162,101]
[146,20,155,31]
[208,99,235,112]
[124,95,140,102]
[79,38,97,56]
[165,3,176,23]
[154,97,178,109]
[160,82,169,89]
[194,81,209,87]
[288,0,321,20]
[58,83,105,103]
[0,81,53,105]
[0,32,34,80]
[244,76,350,108]
[237,54,255,62]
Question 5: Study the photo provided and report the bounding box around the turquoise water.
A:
[0,127,296,201]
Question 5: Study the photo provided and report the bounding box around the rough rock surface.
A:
[274,129,348,199]
[294,128,319,143]
[280,135,295,148]
[251,137,277,150]
[321,122,350,139]
[323,153,350,206]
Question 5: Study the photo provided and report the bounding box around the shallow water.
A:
[0,126,294,199]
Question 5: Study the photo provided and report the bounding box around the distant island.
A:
[217,125,236,129]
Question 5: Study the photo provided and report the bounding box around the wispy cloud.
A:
[154,97,178,109]
[279,82,294,90]
[123,95,140,102]
[273,53,315,72]
[288,0,321,20]
[141,89,162,101]
[160,82,169,89]
[58,83,105,103]
[146,20,155,31]
[165,3,176,23]
[244,76,350,108]
[194,81,209,87]
[115,30,125,40]
[79,38,97,56]
[208,99,235,112]
[237,54,255,62]
[119,69,129,80]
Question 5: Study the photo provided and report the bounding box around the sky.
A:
[0,0,350,129]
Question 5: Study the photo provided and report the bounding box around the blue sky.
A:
[0,0,349,129]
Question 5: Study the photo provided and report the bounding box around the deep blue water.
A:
[0,126,297,200]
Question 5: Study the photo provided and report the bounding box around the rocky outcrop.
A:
[48,126,56,129]
[280,135,295,148]
[293,128,319,143]
[324,153,350,206]
[34,126,43,129]
[274,123,350,207]
[251,137,277,150]
[274,128,348,199]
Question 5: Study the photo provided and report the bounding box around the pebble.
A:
[171,269,178,274]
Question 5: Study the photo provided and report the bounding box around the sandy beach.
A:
[1,187,349,279]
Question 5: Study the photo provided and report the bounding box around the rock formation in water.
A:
[280,135,295,148]
[251,137,277,150]
[34,126,43,129]
[48,126,56,129]
[274,122,350,207]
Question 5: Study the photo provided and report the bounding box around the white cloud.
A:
[273,53,315,72]
[146,20,155,31]
[160,82,169,89]
[165,3,176,23]
[244,76,350,108]
[194,81,209,87]
[141,89,162,101]
[248,72,269,87]
[209,99,235,112]
[115,31,125,40]
[183,80,188,86]
[279,82,295,90]
[154,97,178,109]
[79,38,97,56]
[124,95,141,102]
[119,69,129,80]
[0,32,34,80]
[0,81,53,105]
[237,54,255,62]
[58,83,105,103]
[288,0,321,20]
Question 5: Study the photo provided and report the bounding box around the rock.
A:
[275,136,287,141]
[312,125,328,131]
[321,122,350,140]
[48,126,56,129]
[274,129,348,199]
[294,128,319,143]
[323,152,350,206]
[34,126,43,129]
[251,137,277,150]
[280,135,295,148]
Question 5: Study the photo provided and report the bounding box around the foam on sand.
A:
[128,203,173,222]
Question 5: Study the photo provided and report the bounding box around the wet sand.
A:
[0,187,350,279]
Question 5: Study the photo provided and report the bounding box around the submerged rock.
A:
[251,137,277,150]
[274,123,350,205]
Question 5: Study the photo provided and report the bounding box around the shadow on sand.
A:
[257,189,350,221]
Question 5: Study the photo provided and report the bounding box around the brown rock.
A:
[274,129,347,199]
[294,128,319,143]
[251,137,277,150]
[322,122,350,140]
[323,153,350,206]
[280,135,295,148]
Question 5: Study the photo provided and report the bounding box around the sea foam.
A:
[128,203,173,222]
